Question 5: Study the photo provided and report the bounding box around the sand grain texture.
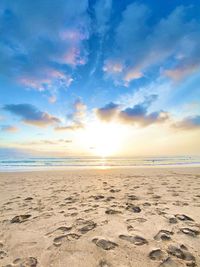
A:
[0,167,200,267]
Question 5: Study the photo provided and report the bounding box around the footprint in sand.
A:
[70,212,78,217]
[168,217,178,224]
[119,235,148,245]
[98,259,110,267]
[92,238,118,250]
[180,228,200,237]
[186,262,197,267]
[57,226,72,232]
[46,226,72,236]
[94,195,105,200]
[105,196,115,202]
[127,194,139,201]
[78,221,97,234]
[24,197,33,201]
[159,257,180,267]
[126,204,141,213]
[83,208,94,213]
[13,257,38,267]
[127,225,135,232]
[175,214,194,221]
[110,189,120,193]
[68,207,77,211]
[0,250,7,259]
[53,233,80,246]
[172,192,179,197]
[126,218,147,223]
[10,214,31,223]
[143,202,151,207]
[154,230,174,241]
[65,197,77,204]
[149,249,167,261]
[105,209,122,215]
[167,244,195,262]
[152,195,161,199]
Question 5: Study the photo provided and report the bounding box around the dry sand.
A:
[0,167,200,267]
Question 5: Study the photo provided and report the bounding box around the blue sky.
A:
[0,0,200,156]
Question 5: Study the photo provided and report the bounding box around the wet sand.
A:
[0,167,200,267]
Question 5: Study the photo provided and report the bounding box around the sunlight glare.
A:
[82,121,125,157]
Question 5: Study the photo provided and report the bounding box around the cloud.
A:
[0,0,89,91]
[164,64,200,81]
[119,108,169,126]
[103,61,123,73]
[48,95,57,104]
[3,104,60,127]
[124,69,143,84]
[173,115,200,130]
[96,96,200,130]
[103,60,124,84]
[104,3,200,84]
[90,0,113,76]
[58,139,72,143]
[0,125,19,132]
[119,95,169,126]
[96,102,119,121]
[55,123,84,131]
[19,71,73,92]
[96,95,169,127]
[20,139,72,146]
[94,0,112,36]
[55,99,87,131]
[73,99,87,121]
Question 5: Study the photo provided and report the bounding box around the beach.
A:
[0,167,200,267]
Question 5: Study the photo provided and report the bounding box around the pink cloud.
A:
[164,64,199,81]
[103,60,124,73]
[19,70,73,91]
[48,95,57,104]
[103,60,143,86]
[124,69,143,83]
[60,29,87,42]
[1,125,19,133]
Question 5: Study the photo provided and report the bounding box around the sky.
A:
[0,0,200,157]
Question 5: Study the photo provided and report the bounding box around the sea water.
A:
[0,156,200,171]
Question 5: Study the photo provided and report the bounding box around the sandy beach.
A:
[0,167,200,267]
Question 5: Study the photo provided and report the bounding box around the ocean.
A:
[0,156,200,171]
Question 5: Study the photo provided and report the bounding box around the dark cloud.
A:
[0,0,89,91]
[173,115,200,130]
[3,104,60,127]
[96,102,119,121]
[104,3,200,84]
[119,109,169,126]
[96,98,200,130]
[96,95,169,126]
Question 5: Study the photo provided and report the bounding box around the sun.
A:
[81,121,125,157]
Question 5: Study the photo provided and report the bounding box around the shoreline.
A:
[1,163,200,173]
